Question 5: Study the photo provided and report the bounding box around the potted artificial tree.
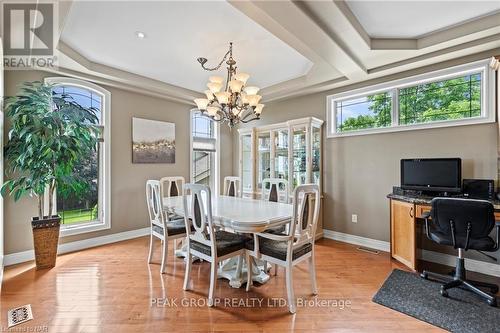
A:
[1,81,100,269]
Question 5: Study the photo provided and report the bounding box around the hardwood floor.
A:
[1,237,450,332]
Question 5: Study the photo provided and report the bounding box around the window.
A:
[336,91,392,132]
[45,77,111,236]
[327,60,495,137]
[190,110,219,193]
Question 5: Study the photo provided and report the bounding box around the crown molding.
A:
[56,42,200,105]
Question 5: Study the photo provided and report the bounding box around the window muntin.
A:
[327,60,494,137]
[335,92,392,132]
[399,73,481,125]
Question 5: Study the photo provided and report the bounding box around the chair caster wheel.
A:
[440,289,448,297]
[420,272,428,279]
[487,298,497,307]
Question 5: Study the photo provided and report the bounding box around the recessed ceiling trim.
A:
[58,42,201,105]
[368,34,500,75]
[369,12,500,50]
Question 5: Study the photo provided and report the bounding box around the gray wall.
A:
[3,70,233,255]
[233,52,499,246]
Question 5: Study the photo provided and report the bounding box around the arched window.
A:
[45,77,111,236]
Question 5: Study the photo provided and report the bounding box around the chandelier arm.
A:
[240,116,260,124]
[198,49,231,72]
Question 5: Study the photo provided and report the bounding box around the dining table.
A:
[163,194,293,288]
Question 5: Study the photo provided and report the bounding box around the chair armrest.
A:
[423,215,432,240]
[494,222,500,251]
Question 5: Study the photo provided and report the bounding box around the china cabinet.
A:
[238,117,323,199]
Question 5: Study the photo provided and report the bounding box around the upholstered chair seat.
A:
[191,230,247,257]
[245,237,312,261]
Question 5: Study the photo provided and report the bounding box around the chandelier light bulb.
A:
[254,104,265,115]
[234,72,250,85]
[240,92,249,105]
[246,94,262,107]
[204,90,214,100]
[209,76,224,84]
[207,106,219,117]
[207,82,222,94]
[215,91,231,105]
[194,98,209,110]
[244,86,260,95]
[229,79,244,93]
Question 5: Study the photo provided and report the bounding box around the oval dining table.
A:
[163,194,293,288]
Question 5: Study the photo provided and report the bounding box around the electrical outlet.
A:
[351,214,358,223]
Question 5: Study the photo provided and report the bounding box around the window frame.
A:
[189,109,220,195]
[326,59,495,138]
[45,77,111,237]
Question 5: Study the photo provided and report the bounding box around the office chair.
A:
[420,198,500,306]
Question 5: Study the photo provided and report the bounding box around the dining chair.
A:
[146,180,187,274]
[160,176,185,198]
[245,184,321,313]
[261,178,290,273]
[160,176,186,253]
[223,176,241,197]
[262,178,289,203]
[182,183,248,306]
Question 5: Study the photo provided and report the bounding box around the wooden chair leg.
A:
[286,265,296,314]
[308,255,318,295]
[160,238,168,274]
[148,233,154,264]
[208,260,217,307]
[246,253,253,292]
[274,264,278,276]
[183,251,192,291]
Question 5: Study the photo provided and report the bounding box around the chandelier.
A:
[194,42,264,128]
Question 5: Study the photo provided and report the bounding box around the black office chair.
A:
[420,198,500,306]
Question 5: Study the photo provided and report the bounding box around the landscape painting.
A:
[132,117,175,163]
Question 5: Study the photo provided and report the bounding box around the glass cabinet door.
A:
[274,129,288,181]
[312,126,321,187]
[257,132,271,190]
[292,127,307,189]
[241,133,253,193]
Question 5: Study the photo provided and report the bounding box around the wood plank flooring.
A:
[0,237,460,332]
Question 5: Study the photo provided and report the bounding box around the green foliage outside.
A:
[338,74,481,132]
[1,81,100,219]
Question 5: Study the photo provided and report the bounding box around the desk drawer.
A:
[415,205,431,218]
[417,204,500,221]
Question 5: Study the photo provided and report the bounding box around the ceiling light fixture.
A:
[194,42,263,128]
[135,31,146,39]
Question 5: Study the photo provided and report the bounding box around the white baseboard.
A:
[323,229,390,252]
[4,227,150,267]
[322,229,500,277]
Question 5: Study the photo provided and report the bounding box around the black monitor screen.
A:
[401,158,461,192]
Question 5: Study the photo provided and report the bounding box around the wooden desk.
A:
[388,194,500,270]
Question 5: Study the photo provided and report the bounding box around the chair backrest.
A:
[160,176,185,198]
[289,184,321,247]
[224,176,241,197]
[146,180,166,228]
[262,178,289,203]
[182,183,216,253]
[430,198,495,249]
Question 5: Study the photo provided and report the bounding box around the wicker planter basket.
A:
[31,216,61,270]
